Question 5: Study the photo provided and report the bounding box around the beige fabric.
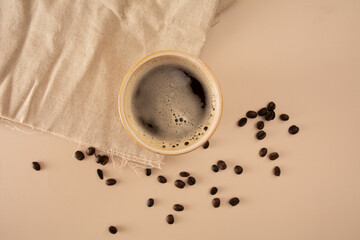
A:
[0,0,221,168]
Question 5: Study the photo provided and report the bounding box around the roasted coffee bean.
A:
[173,204,184,211]
[212,198,220,208]
[106,178,116,186]
[256,130,266,140]
[257,121,264,130]
[32,162,41,171]
[100,155,109,165]
[258,107,268,116]
[229,197,240,206]
[166,214,174,224]
[109,226,117,234]
[246,110,257,118]
[174,179,186,189]
[259,148,268,157]
[267,101,276,111]
[212,164,219,172]
[147,198,154,207]
[237,117,247,127]
[202,141,210,149]
[274,166,281,176]
[97,169,103,180]
[86,147,95,156]
[157,175,167,184]
[210,187,218,195]
[179,171,190,177]
[145,168,151,176]
[289,125,299,135]
[96,155,103,164]
[269,152,279,160]
[234,165,243,175]
[74,151,85,160]
[187,176,196,185]
[265,111,275,121]
[280,114,289,121]
[217,160,227,170]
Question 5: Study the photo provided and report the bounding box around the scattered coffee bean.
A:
[212,198,220,208]
[267,101,276,111]
[166,214,174,224]
[280,114,289,121]
[174,179,186,189]
[106,178,116,186]
[95,155,103,164]
[74,151,85,160]
[289,125,299,135]
[257,121,264,130]
[145,168,151,176]
[100,155,109,165]
[179,171,190,177]
[202,141,210,149]
[217,160,227,170]
[234,165,243,175]
[187,176,196,185]
[274,166,281,176]
[246,110,257,119]
[237,117,247,127]
[173,204,184,211]
[229,197,240,206]
[269,152,279,160]
[212,165,219,172]
[86,147,95,156]
[258,107,268,116]
[108,226,117,234]
[157,175,167,184]
[147,198,154,207]
[97,169,103,180]
[210,187,218,195]
[256,130,266,140]
[32,162,41,171]
[265,111,275,121]
[259,148,268,157]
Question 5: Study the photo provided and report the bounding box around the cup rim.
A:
[118,50,223,156]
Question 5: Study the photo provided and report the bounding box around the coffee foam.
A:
[123,55,217,151]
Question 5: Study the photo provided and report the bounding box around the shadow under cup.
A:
[119,50,222,155]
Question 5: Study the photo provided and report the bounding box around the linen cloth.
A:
[0,0,226,168]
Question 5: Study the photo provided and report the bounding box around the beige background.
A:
[1,0,360,239]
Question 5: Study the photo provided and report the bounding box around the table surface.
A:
[1,1,360,239]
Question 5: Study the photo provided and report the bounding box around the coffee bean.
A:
[145,168,151,176]
[259,148,268,157]
[246,110,257,118]
[212,198,220,208]
[74,151,85,160]
[100,155,109,165]
[202,141,210,149]
[86,147,95,156]
[217,160,227,170]
[108,226,117,234]
[210,187,218,195]
[147,198,154,207]
[229,197,240,206]
[265,111,275,121]
[106,178,116,186]
[157,175,167,184]
[258,107,268,116]
[97,169,103,180]
[187,176,196,185]
[173,204,184,211]
[166,214,174,224]
[289,125,299,134]
[280,114,289,121]
[237,117,247,127]
[179,171,190,177]
[32,162,41,171]
[256,130,266,140]
[257,121,264,130]
[269,152,279,160]
[267,101,276,111]
[234,165,243,175]
[274,166,281,176]
[212,165,219,172]
[175,179,186,189]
